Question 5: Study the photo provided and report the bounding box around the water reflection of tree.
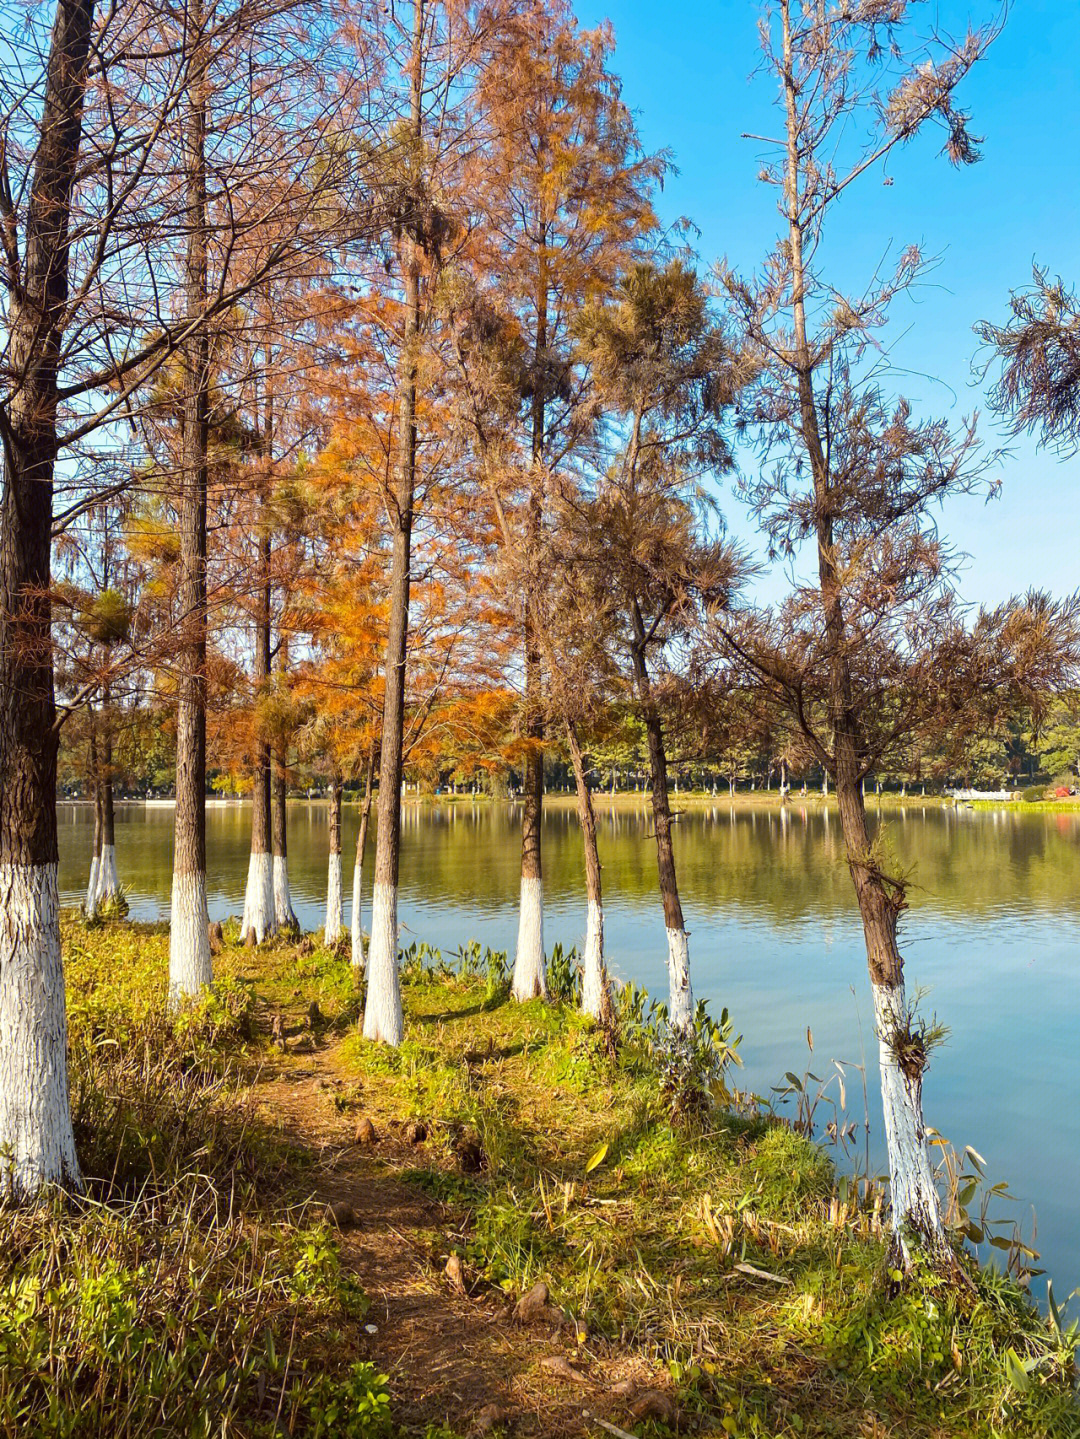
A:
[55,805,1080,924]
[394,807,1080,927]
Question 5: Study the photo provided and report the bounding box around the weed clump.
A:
[0,915,381,1439]
[0,1194,369,1438]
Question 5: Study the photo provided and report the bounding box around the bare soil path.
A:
[248,1012,647,1438]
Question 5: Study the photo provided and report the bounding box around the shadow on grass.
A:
[413,995,511,1025]
[464,1040,528,1064]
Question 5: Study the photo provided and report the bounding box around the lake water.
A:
[58,798,1080,1303]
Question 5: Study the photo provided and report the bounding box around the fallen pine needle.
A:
[734,1262,793,1285]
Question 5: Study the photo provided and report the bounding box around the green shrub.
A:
[302,1361,392,1438]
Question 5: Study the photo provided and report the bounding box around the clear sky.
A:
[576,0,1079,608]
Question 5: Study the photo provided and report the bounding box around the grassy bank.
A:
[406,790,1080,815]
[967,799,1080,814]
[6,917,1077,1438]
[395,790,954,811]
[2,919,383,1439]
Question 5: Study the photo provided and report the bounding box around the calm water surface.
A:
[57,799,1080,1302]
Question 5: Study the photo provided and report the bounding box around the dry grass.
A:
[6,917,1073,1439]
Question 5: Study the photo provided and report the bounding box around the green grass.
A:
[0,915,382,1439]
[968,799,1080,813]
[339,958,1080,1439]
[418,790,956,809]
[5,917,1076,1438]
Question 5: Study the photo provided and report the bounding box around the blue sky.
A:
[576,0,1079,607]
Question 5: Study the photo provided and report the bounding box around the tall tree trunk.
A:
[363,431,412,1041]
[778,0,945,1265]
[835,760,947,1265]
[85,712,102,914]
[511,214,549,1003]
[566,722,611,1025]
[96,688,119,905]
[169,21,213,1002]
[325,773,343,943]
[265,380,298,933]
[630,605,692,1030]
[242,480,273,944]
[351,744,376,975]
[363,0,423,1045]
[0,0,92,1196]
[512,597,545,1000]
[272,741,297,930]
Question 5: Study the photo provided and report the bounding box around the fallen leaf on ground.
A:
[627,1389,675,1423]
[514,1280,551,1324]
[540,1355,587,1384]
[445,1252,467,1295]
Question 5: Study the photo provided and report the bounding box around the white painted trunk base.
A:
[580,898,609,1020]
[97,840,117,892]
[0,863,81,1197]
[96,844,119,905]
[363,881,403,1044]
[241,852,274,944]
[169,870,213,1004]
[666,927,694,1031]
[273,856,298,930]
[84,846,118,916]
[511,876,546,1001]
[872,982,947,1256]
[325,853,343,944]
[84,853,100,915]
[351,859,364,973]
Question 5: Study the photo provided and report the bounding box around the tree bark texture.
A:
[272,743,297,929]
[85,714,101,914]
[0,0,94,1196]
[629,608,692,1030]
[362,0,423,1045]
[169,25,213,1002]
[325,775,343,943]
[351,746,376,973]
[566,722,612,1025]
[836,765,948,1261]
[778,0,945,1261]
[511,210,549,1003]
[242,502,274,944]
[96,694,118,904]
[512,607,546,1001]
